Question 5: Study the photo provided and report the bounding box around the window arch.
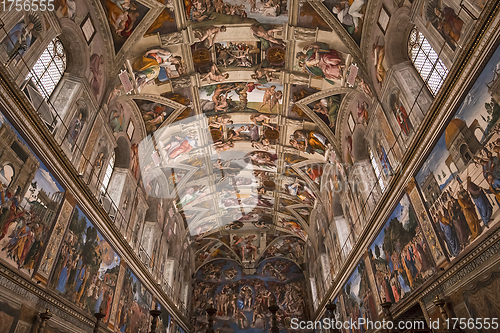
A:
[101,153,115,193]
[408,26,449,96]
[0,164,15,187]
[26,37,66,100]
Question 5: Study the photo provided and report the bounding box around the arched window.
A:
[101,153,115,193]
[0,164,15,186]
[26,37,66,100]
[408,27,448,96]
[369,148,386,192]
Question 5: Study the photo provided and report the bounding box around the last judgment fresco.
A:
[192,259,307,333]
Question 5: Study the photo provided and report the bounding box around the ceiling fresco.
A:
[93,0,376,272]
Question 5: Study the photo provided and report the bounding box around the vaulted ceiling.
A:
[82,0,385,271]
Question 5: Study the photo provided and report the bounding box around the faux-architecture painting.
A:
[0,112,65,277]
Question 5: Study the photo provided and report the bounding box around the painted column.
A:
[406,178,448,267]
[35,193,76,285]
[108,261,127,329]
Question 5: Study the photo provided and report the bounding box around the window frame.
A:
[26,37,67,101]
[101,153,115,193]
[408,26,449,96]
[369,147,386,192]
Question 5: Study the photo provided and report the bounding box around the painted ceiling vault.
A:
[80,0,381,272]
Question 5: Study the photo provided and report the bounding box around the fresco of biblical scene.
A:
[368,194,434,305]
[283,153,307,177]
[49,206,120,321]
[288,128,329,157]
[295,42,347,85]
[162,87,194,111]
[307,94,343,132]
[207,112,279,153]
[134,99,176,135]
[219,187,274,210]
[102,0,149,53]
[166,93,196,125]
[299,163,325,186]
[231,234,261,262]
[157,129,200,163]
[236,208,273,229]
[340,259,378,330]
[114,267,153,333]
[260,236,305,264]
[288,85,319,120]
[1,12,42,64]
[145,0,177,36]
[323,0,367,45]
[215,41,261,69]
[298,0,332,31]
[184,0,289,26]
[0,113,65,276]
[281,176,316,205]
[132,47,187,90]
[200,82,284,114]
[192,258,307,333]
[183,155,208,179]
[277,215,307,240]
[244,151,278,171]
[178,183,211,209]
[189,216,221,236]
[425,1,465,51]
[194,239,239,267]
[416,45,500,259]
[289,205,313,224]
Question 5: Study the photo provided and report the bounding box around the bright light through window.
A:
[408,27,448,96]
[26,37,66,100]
[369,148,386,192]
[101,153,115,193]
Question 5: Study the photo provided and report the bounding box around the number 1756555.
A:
[2,0,55,11]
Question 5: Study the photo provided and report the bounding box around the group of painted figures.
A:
[372,228,433,305]
[429,135,500,257]
[192,260,306,333]
[0,184,56,273]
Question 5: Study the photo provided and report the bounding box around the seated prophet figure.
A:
[296,43,343,85]
[133,49,184,89]
[332,0,366,34]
